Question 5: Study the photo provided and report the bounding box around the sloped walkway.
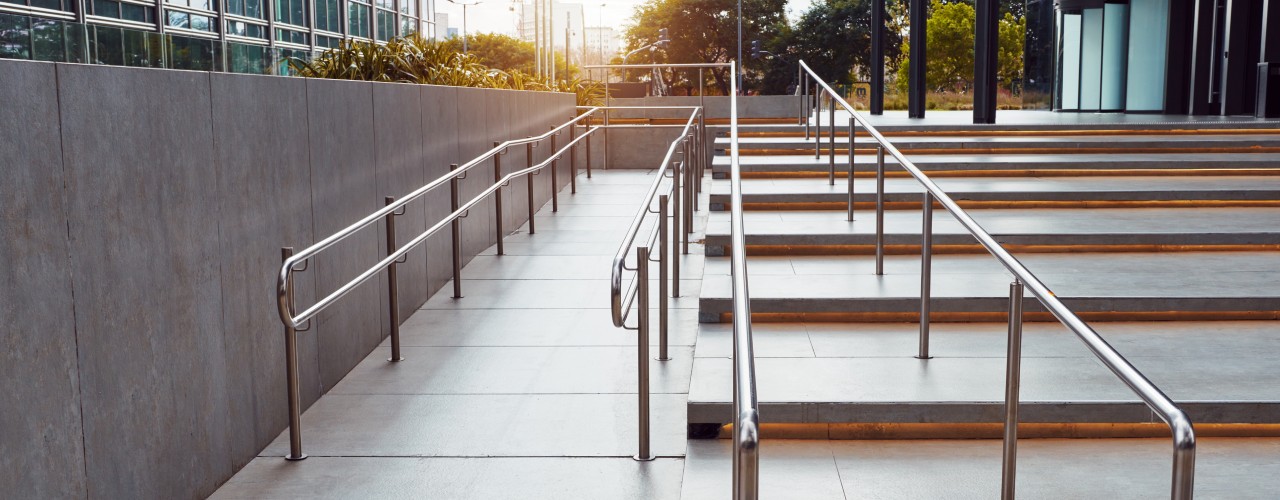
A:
[212,170,705,498]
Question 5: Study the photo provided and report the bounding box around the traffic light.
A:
[751,40,763,59]
[658,28,670,43]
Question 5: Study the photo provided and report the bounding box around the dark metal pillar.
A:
[974,0,998,123]
[908,0,927,118]
[871,0,886,115]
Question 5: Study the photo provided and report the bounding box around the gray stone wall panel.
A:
[0,59,87,500]
[209,72,319,468]
[305,78,384,390]
[420,85,459,295]
[373,83,430,328]
[56,64,231,499]
[452,87,492,260]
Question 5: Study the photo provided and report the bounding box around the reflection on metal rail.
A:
[608,105,706,461]
[273,106,692,462]
[726,61,760,500]
[797,59,1195,500]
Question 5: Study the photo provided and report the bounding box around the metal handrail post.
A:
[384,196,405,362]
[568,120,578,194]
[658,194,671,361]
[917,191,933,359]
[846,116,855,221]
[690,133,700,211]
[585,125,593,178]
[493,142,505,256]
[814,94,822,159]
[673,157,685,259]
[550,127,559,212]
[526,142,536,234]
[1001,279,1024,500]
[803,76,810,139]
[449,164,464,299]
[828,103,836,186]
[673,162,682,298]
[798,67,804,124]
[635,245,654,461]
[280,247,306,461]
[875,146,885,275]
[685,139,695,234]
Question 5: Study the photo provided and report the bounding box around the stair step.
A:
[696,253,1280,322]
[686,321,1280,426]
[710,153,1280,178]
[702,207,1280,256]
[707,176,1280,211]
[715,135,1280,154]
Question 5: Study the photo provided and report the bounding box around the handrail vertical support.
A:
[384,197,405,362]
[917,191,933,359]
[1001,278,1024,500]
[493,142,505,256]
[846,116,855,221]
[828,103,836,186]
[803,76,810,139]
[673,158,685,259]
[634,245,654,462]
[815,94,822,159]
[672,175,682,298]
[550,127,559,212]
[568,120,578,194]
[281,247,307,461]
[685,139,695,231]
[526,142,536,234]
[875,146,885,275]
[658,194,671,362]
[449,164,464,299]
[798,67,804,124]
[585,125,593,178]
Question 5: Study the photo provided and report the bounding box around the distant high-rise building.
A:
[515,0,584,60]
[583,26,615,65]
[434,12,450,41]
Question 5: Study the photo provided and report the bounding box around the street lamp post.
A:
[446,0,483,53]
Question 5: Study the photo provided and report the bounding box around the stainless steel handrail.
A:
[727,61,760,500]
[797,59,1195,499]
[607,105,705,462]
[273,107,688,461]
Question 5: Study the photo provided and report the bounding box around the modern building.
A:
[432,10,445,40]
[583,24,613,64]
[1027,0,1280,116]
[0,0,438,72]
[516,0,583,58]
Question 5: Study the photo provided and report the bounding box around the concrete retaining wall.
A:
[0,59,574,499]
[594,96,796,168]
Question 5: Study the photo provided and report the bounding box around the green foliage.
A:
[895,0,1024,94]
[625,0,789,94]
[289,34,603,106]
[788,0,907,87]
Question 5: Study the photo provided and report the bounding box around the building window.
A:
[348,0,370,39]
[314,0,339,33]
[315,33,340,48]
[400,15,415,36]
[1,0,74,12]
[225,0,262,18]
[374,0,394,41]
[226,19,265,38]
[90,0,156,23]
[167,10,216,31]
[273,0,305,27]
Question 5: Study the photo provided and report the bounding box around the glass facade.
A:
[1051,0,1172,113]
[2,0,434,73]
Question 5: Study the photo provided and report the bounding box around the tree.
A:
[894,0,1023,94]
[442,33,535,73]
[786,0,906,87]
[625,0,789,94]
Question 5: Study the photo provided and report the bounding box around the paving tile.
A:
[259,394,689,458]
[213,456,684,500]
[392,307,702,347]
[680,440,845,500]
[329,345,695,395]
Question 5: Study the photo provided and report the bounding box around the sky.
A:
[435,0,817,38]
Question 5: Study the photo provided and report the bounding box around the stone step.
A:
[710,153,1280,178]
[707,176,1280,211]
[696,253,1280,322]
[686,320,1280,427]
[702,207,1280,255]
[680,438,1280,498]
[714,134,1280,154]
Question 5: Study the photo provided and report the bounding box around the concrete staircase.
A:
[690,119,1280,440]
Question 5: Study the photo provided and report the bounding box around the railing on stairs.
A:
[796,59,1196,500]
